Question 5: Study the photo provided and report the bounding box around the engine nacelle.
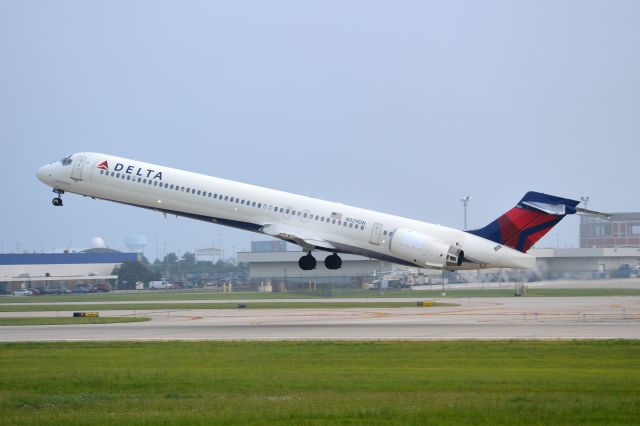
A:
[389,228,463,269]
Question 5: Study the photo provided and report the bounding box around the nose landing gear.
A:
[52,189,64,206]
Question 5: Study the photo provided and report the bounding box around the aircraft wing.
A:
[260,224,336,251]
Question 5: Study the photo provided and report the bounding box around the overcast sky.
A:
[1,1,638,259]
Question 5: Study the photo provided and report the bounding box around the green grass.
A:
[0,317,150,326]
[2,287,638,304]
[0,291,322,304]
[0,340,638,425]
[0,301,456,312]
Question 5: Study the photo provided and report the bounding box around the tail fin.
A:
[468,191,579,253]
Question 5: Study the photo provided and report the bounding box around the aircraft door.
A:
[369,223,383,245]
[70,156,87,181]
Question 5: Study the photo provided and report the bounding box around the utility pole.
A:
[460,196,471,230]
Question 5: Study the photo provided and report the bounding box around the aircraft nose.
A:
[36,164,52,185]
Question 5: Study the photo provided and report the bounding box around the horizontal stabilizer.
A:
[575,207,612,219]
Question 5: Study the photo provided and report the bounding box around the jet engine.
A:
[389,228,464,269]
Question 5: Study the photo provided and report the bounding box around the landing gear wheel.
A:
[51,188,65,206]
[324,253,342,270]
[298,253,317,270]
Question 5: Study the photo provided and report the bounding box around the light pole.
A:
[460,196,471,230]
[580,196,590,209]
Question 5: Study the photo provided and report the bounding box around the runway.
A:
[1,296,639,341]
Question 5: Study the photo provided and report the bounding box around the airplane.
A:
[36,153,605,271]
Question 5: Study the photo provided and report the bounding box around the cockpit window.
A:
[60,155,73,166]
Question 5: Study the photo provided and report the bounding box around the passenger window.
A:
[154,181,158,186]
[343,222,347,226]
[252,202,256,207]
[208,192,212,197]
[143,179,147,184]
[383,230,387,236]
[286,209,290,214]
[127,176,131,180]
[279,208,284,213]
[213,194,218,199]
[110,172,115,177]
[138,178,142,183]
[332,219,336,224]
[321,217,325,222]
[349,223,353,228]
[181,187,185,191]
[360,225,365,230]
[241,200,245,205]
[315,215,319,220]
[116,173,120,178]
[303,213,307,218]
[337,220,341,225]
[236,199,240,204]
[224,196,228,201]
[258,203,262,208]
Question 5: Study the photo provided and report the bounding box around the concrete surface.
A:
[1,296,638,341]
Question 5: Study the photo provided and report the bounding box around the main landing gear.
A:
[298,252,342,271]
[298,252,317,271]
[51,189,64,206]
[324,253,342,270]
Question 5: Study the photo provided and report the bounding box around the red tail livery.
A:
[469,192,580,252]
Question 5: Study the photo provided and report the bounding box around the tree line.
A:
[113,252,247,289]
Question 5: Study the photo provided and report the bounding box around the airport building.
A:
[532,247,640,279]
[238,245,640,290]
[238,250,392,291]
[580,213,640,248]
[0,250,139,293]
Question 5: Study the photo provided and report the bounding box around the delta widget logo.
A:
[97,160,163,180]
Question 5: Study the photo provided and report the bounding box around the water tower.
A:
[124,235,147,254]
[89,236,106,249]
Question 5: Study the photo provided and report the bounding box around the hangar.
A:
[0,250,139,293]
[237,246,640,290]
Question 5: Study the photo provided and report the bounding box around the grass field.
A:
[1,287,639,304]
[0,301,457,312]
[0,317,150,326]
[0,340,638,425]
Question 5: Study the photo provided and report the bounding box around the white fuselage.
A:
[36,152,535,270]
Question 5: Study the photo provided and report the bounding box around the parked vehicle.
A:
[94,283,112,293]
[11,289,32,296]
[148,281,173,290]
